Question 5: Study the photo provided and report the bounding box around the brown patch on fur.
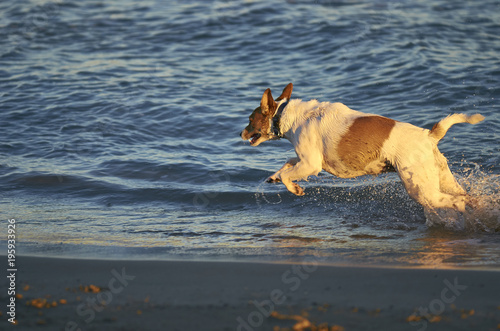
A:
[240,84,294,144]
[261,88,277,115]
[338,116,396,171]
[241,106,270,140]
[276,83,293,101]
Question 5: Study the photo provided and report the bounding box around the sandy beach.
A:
[1,256,498,330]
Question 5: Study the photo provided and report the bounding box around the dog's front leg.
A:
[279,157,322,196]
[266,157,299,183]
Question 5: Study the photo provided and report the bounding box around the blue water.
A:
[1,0,499,268]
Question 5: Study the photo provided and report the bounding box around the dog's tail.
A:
[429,113,485,141]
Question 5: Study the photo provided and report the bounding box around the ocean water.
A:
[1,0,499,268]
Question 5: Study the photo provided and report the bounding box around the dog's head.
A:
[240,83,293,146]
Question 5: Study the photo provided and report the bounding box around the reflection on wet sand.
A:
[408,231,500,269]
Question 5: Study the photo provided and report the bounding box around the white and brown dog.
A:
[241,83,485,212]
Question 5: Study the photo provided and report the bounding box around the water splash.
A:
[425,163,500,232]
[254,179,283,207]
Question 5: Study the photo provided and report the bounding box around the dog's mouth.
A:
[250,133,261,145]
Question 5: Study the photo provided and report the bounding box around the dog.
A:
[241,83,485,212]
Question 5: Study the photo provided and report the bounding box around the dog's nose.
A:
[240,131,243,137]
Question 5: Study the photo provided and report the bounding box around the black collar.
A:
[272,99,288,138]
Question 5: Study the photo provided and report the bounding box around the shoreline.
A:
[8,250,500,271]
[2,255,499,330]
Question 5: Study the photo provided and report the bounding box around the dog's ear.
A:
[260,88,277,115]
[277,83,293,101]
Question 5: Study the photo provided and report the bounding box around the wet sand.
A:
[3,256,500,330]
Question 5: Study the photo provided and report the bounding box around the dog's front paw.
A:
[291,183,305,196]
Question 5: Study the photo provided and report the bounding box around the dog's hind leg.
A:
[434,149,466,196]
[397,165,466,212]
[266,157,298,183]
[434,151,478,209]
